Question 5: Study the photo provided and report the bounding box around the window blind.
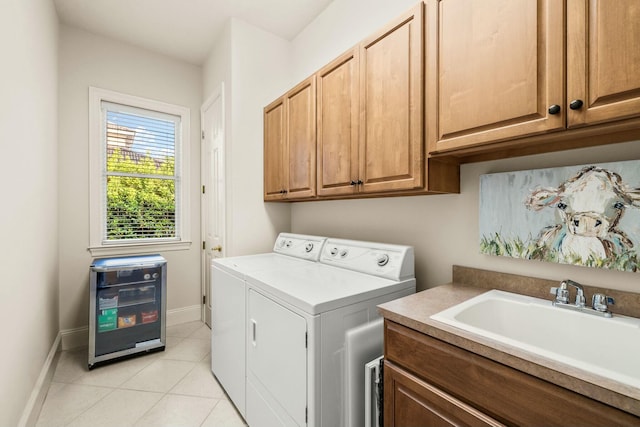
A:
[101,101,181,242]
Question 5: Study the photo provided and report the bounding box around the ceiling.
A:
[53,0,334,65]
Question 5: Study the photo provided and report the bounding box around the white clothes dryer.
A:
[210,233,326,417]
[244,238,416,427]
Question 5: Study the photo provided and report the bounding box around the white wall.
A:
[58,26,203,332]
[289,0,640,293]
[291,0,417,81]
[0,0,59,425]
[202,18,291,257]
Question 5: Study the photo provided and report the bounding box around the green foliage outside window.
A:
[106,148,176,240]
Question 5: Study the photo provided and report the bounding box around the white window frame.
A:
[89,87,191,256]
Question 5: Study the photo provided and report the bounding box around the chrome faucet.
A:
[550,279,614,318]
[563,279,585,307]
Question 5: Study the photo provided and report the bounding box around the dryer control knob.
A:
[377,254,390,267]
[305,243,314,253]
[285,240,293,248]
[329,247,338,256]
[339,249,348,258]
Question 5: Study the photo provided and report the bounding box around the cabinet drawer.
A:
[384,320,640,426]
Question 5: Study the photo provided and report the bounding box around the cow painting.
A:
[525,166,640,266]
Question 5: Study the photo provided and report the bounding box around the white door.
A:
[247,289,307,426]
[201,83,226,327]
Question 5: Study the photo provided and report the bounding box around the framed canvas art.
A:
[479,160,640,272]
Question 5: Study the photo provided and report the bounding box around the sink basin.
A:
[430,289,640,390]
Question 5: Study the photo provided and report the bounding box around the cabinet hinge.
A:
[203,295,206,305]
[202,185,205,194]
[305,332,308,348]
[202,241,206,250]
[201,130,205,139]
[305,407,308,424]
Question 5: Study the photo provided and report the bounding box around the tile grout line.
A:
[38,322,216,426]
[62,385,119,427]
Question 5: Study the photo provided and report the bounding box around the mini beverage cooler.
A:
[89,254,166,369]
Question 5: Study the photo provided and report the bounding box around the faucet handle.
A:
[592,293,615,313]
[550,286,569,304]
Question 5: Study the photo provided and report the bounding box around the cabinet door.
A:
[427,0,564,153]
[359,3,424,193]
[384,361,505,427]
[317,48,360,197]
[286,76,317,199]
[567,0,640,127]
[264,97,286,201]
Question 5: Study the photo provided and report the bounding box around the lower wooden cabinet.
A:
[385,361,504,427]
[383,320,640,427]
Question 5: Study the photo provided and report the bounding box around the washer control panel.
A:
[320,238,414,280]
[273,233,327,261]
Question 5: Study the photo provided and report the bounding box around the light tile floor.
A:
[36,321,247,427]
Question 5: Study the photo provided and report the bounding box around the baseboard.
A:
[61,326,88,351]
[166,304,202,326]
[60,305,202,350]
[18,332,61,427]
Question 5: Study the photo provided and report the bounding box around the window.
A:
[89,87,190,255]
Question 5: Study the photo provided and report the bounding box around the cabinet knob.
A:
[569,99,584,110]
[548,104,561,115]
[350,180,357,186]
[357,179,363,185]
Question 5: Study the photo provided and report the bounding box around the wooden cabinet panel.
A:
[427,0,564,153]
[264,77,316,201]
[567,0,640,127]
[317,48,359,197]
[265,2,460,201]
[384,320,640,426]
[385,361,505,427]
[263,98,286,200]
[286,77,316,199]
[359,2,424,193]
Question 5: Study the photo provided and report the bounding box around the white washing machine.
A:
[211,233,327,417]
[244,238,416,427]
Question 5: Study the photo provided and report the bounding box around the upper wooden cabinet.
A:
[264,76,317,201]
[428,0,640,155]
[426,0,565,153]
[359,2,425,193]
[567,0,640,127]
[266,2,459,202]
[317,48,360,197]
[317,3,426,197]
[287,77,317,199]
[264,97,286,201]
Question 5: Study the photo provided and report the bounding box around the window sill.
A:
[88,241,192,257]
